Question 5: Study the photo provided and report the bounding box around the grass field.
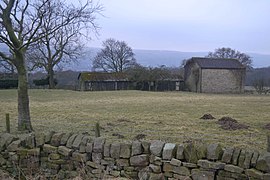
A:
[0,89,269,152]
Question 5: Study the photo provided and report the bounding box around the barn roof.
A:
[187,57,245,69]
[78,72,129,81]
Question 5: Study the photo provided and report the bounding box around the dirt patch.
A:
[112,133,125,139]
[133,134,146,140]
[217,117,249,130]
[264,123,270,130]
[117,118,132,123]
[200,114,215,120]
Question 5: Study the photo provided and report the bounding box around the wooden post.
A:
[267,134,270,152]
[6,113,10,133]
[95,122,100,137]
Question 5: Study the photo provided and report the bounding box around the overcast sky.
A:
[87,0,270,54]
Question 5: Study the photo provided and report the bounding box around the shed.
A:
[184,57,246,93]
[78,72,131,91]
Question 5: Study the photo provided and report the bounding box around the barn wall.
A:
[201,69,245,93]
[184,63,201,92]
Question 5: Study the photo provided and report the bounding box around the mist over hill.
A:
[1,45,269,71]
[65,47,270,71]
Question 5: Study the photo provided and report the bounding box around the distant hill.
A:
[65,47,270,71]
[1,45,269,71]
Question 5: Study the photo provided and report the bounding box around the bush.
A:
[0,79,18,89]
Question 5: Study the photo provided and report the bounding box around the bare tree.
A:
[28,0,102,89]
[92,38,137,72]
[0,0,100,131]
[207,47,252,68]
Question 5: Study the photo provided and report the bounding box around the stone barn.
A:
[78,72,131,91]
[184,57,246,93]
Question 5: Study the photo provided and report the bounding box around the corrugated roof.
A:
[188,57,245,69]
[78,72,129,81]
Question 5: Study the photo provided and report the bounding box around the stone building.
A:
[184,57,246,93]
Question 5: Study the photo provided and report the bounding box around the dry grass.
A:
[0,89,270,152]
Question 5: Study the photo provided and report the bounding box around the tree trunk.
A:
[16,59,32,132]
[48,65,55,89]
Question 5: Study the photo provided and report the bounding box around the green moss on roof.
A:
[78,72,128,81]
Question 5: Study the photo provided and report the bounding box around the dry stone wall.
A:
[0,132,270,179]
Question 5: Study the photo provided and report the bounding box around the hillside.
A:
[1,45,269,71]
[64,47,270,71]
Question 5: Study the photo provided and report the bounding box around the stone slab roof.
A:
[188,57,245,69]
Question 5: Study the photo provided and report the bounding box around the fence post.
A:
[95,122,100,137]
[6,113,10,133]
[267,134,270,152]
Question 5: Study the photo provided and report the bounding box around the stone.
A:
[170,158,181,166]
[120,143,131,158]
[162,143,176,160]
[163,162,173,172]
[121,170,138,179]
[45,131,55,143]
[72,134,84,149]
[150,155,162,166]
[81,135,91,144]
[7,140,21,152]
[93,137,105,153]
[218,170,248,180]
[173,174,192,180]
[263,173,270,180]
[196,144,207,160]
[256,152,270,173]
[221,147,234,163]
[142,141,150,153]
[66,134,77,148]
[58,146,73,156]
[110,143,121,159]
[232,148,241,165]
[149,164,161,173]
[173,166,190,176]
[48,153,60,160]
[138,167,150,180]
[86,161,102,169]
[50,132,64,146]
[85,142,93,153]
[35,133,45,147]
[184,143,198,163]
[150,140,165,157]
[92,152,103,164]
[60,132,72,145]
[110,170,121,177]
[149,173,164,180]
[238,150,245,168]
[101,143,109,158]
[243,150,253,169]
[163,172,173,178]
[43,144,57,154]
[132,141,142,156]
[130,154,149,166]
[72,152,89,162]
[22,133,35,148]
[245,168,264,179]
[182,162,197,168]
[197,160,225,170]
[176,144,185,160]
[191,169,215,180]
[207,143,223,161]
[116,159,129,167]
[224,164,244,174]
[251,151,259,167]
